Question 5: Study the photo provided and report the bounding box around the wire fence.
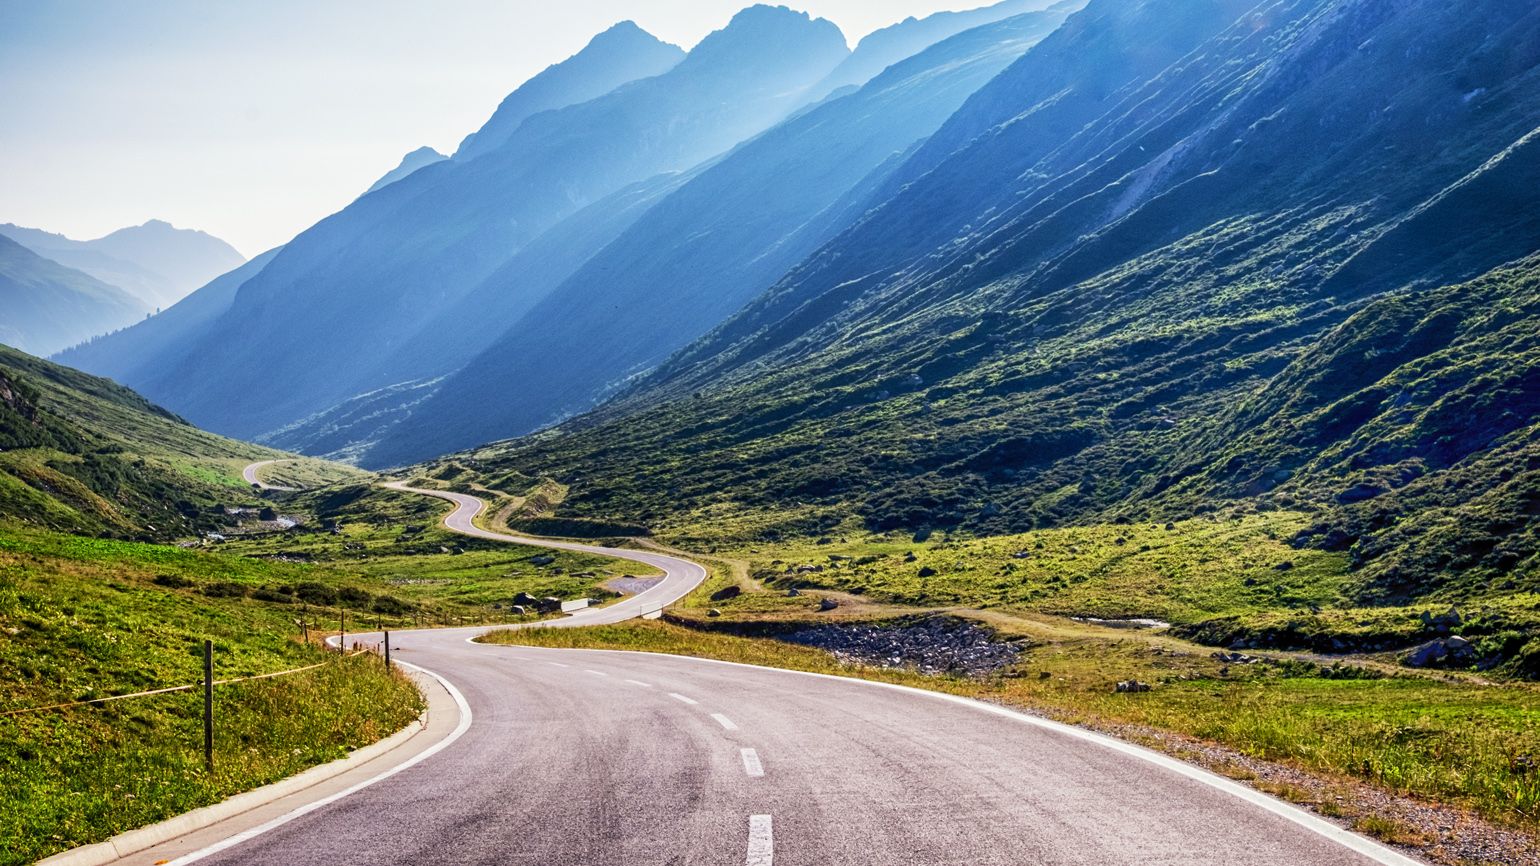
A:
[1,637,392,772]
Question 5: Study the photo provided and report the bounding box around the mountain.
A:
[366,5,1077,465]
[0,220,245,310]
[0,235,148,357]
[54,247,283,385]
[0,342,285,539]
[121,6,849,446]
[805,0,1061,102]
[364,146,447,195]
[445,0,1540,609]
[454,21,686,162]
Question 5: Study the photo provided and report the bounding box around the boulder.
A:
[786,588,801,597]
[1114,681,1152,693]
[917,566,938,578]
[529,555,556,566]
[710,585,743,602]
[818,598,839,612]
[513,592,538,605]
[1403,639,1448,667]
[708,608,722,618]
[510,605,527,616]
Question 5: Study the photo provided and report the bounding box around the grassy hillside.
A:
[0,525,423,865]
[0,344,351,540]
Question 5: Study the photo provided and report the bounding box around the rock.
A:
[913,528,933,543]
[510,605,526,616]
[818,598,839,612]
[1114,681,1152,693]
[903,552,917,563]
[529,555,556,566]
[710,585,742,602]
[708,608,722,618]
[1038,671,1051,680]
[786,588,801,597]
[1011,550,1032,559]
[1403,640,1448,668]
[536,596,562,613]
[1274,561,1295,571]
[513,592,538,605]
[917,566,938,578]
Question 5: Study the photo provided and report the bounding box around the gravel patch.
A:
[778,617,1023,676]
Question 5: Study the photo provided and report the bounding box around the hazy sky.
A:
[0,1,986,256]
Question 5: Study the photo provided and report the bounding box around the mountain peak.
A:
[453,17,685,161]
[681,4,848,72]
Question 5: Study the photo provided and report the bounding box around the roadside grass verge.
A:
[480,619,1540,835]
[0,525,424,864]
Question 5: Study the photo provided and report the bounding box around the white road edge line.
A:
[547,661,570,668]
[162,661,472,865]
[668,692,698,705]
[625,679,653,688]
[565,649,1426,866]
[746,814,773,866]
[584,669,609,677]
[711,713,739,731]
[741,748,764,777]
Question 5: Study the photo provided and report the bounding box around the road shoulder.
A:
[38,664,467,866]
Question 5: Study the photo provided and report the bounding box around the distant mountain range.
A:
[0,234,148,357]
[0,219,244,311]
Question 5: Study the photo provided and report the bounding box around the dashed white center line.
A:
[547,662,570,668]
[668,692,698,705]
[711,713,739,731]
[747,814,773,866]
[584,669,608,677]
[740,748,764,777]
[625,679,653,688]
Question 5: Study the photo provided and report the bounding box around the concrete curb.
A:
[35,668,450,866]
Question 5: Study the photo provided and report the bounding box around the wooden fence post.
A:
[203,639,214,773]
[384,630,392,670]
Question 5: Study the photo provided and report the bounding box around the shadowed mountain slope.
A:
[367,5,1077,465]
[122,6,849,443]
[55,248,283,385]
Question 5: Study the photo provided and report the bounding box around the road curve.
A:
[241,460,298,492]
[380,480,708,622]
[158,484,1420,866]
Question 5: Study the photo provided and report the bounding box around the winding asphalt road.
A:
[241,460,297,492]
[159,482,1421,866]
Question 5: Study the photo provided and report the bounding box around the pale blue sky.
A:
[0,1,984,255]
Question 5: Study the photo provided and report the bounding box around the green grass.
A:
[482,618,1540,831]
[729,511,1350,622]
[0,523,423,865]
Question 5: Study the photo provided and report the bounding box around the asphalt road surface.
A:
[241,460,297,492]
[162,484,1420,866]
